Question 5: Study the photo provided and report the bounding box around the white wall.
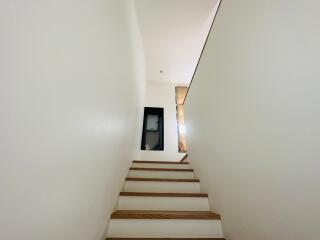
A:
[138,82,185,161]
[184,0,320,239]
[134,0,218,86]
[0,1,145,240]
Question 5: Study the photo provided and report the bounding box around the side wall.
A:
[138,82,185,161]
[184,0,320,239]
[0,1,145,240]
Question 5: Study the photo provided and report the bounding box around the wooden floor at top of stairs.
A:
[111,210,220,220]
[126,177,199,182]
[119,192,208,197]
[129,167,193,172]
[133,160,189,164]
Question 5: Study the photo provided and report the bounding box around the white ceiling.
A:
[134,0,219,86]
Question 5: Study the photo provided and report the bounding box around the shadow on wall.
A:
[184,0,320,239]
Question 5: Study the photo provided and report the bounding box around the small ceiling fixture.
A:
[160,70,163,73]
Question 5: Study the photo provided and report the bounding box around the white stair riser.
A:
[132,163,190,169]
[107,219,223,238]
[128,170,194,179]
[123,181,201,193]
[118,196,210,211]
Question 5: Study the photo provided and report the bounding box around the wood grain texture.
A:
[175,86,189,105]
[111,210,221,219]
[126,178,200,182]
[176,104,187,153]
[119,192,208,197]
[129,167,193,172]
[133,160,189,164]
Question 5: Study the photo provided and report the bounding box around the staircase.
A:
[106,160,225,239]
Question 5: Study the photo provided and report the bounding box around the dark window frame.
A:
[141,107,164,151]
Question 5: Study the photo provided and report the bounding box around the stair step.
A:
[119,192,207,197]
[126,178,199,182]
[133,160,189,164]
[107,219,223,238]
[124,178,201,193]
[118,193,210,210]
[111,210,220,219]
[128,169,194,179]
[107,159,224,239]
[130,167,193,172]
[132,162,191,169]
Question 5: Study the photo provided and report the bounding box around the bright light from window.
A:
[178,124,186,135]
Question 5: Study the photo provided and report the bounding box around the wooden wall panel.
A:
[175,86,188,105]
[175,86,188,153]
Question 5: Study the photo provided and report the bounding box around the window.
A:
[141,107,164,151]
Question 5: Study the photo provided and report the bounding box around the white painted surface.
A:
[138,82,185,161]
[128,170,194,179]
[134,0,218,85]
[107,219,223,238]
[0,1,145,240]
[118,196,210,211]
[123,181,201,193]
[132,162,190,169]
[184,0,320,239]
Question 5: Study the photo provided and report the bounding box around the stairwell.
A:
[105,160,225,239]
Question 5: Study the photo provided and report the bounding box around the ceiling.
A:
[134,0,219,86]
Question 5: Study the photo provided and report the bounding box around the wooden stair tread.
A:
[120,192,208,197]
[111,210,220,219]
[133,160,189,164]
[107,238,225,240]
[126,177,199,182]
[130,167,193,172]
